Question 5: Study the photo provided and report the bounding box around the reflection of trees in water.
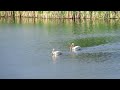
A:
[0,17,38,24]
[70,19,120,35]
[0,17,15,23]
[112,19,119,30]
[68,36,114,47]
[104,19,120,30]
[0,18,120,32]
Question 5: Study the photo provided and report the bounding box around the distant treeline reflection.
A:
[0,17,120,31]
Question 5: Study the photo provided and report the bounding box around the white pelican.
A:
[51,48,62,56]
[70,43,81,52]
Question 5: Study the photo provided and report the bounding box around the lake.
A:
[0,18,120,79]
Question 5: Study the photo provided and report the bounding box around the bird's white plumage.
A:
[72,46,81,51]
[52,48,62,56]
[70,43,81,52]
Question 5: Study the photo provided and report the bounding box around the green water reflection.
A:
[0,18,120,48]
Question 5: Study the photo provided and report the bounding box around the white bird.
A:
[51,48,62,56]
[70,43,81,52]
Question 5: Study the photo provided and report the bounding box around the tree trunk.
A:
[12,11,15,23]
[90,11,93,20]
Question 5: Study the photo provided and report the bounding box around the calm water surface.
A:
[0,19,120,79]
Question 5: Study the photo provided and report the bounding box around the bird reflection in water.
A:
[51,55,60,64]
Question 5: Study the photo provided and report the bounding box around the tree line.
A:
[0,11,120,20]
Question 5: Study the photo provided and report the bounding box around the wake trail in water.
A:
[54,42,120,57]
[73,42,120,54]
